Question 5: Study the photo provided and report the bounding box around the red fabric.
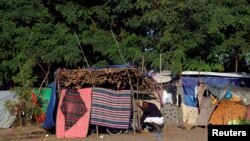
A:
[56,88,92,138]
[33,113,45,123]
[31,92,45,123]
[32,92,38,104]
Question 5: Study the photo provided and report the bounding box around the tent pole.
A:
[96,125,99,137]
[160,53,162,93]
[57,68,61,97]
[159,53,163,106]
[89,70,98,137]
[136,77,140,130]
[73,29,90,68]
[160,53,167,129]
[142,55,144,73]
[111,30,136,134]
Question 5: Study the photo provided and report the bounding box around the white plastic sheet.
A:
[0,91,18,128]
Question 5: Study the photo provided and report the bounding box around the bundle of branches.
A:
[57,67,155,92]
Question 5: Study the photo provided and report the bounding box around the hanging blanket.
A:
[33,88,52,113]
[32,88,52,123]
[91,88,131,129]
[56,88,92,138]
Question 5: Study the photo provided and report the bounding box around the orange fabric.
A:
[33,113,45,123]
[31,92,45,124]
[31,92,38,104]
[209,99,246,125]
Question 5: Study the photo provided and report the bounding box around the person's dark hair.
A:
[142,101,149,108]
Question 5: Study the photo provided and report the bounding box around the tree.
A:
[1,0,250,86]
[0,0,83,125]
[158,0,250,73]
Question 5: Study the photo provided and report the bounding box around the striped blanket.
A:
[91,88,131,129]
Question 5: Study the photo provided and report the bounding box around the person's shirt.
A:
[142,103,163,117]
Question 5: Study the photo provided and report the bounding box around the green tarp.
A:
[33,88,52,113]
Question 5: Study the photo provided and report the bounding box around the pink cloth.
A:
[56,88,92,138]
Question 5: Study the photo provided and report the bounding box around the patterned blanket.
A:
[61,89,87,130]
[56,88,92,138]
[90,88,131,129]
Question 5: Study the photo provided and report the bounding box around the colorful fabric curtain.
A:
[90,88,131,129]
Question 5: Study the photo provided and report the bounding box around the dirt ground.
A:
[0,125,208,141]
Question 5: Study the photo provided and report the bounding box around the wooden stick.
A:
[74,30,99,136]
[136,77,141,130]
[160,53,162,87]
[57,68,61,98]
[73,29,90,68]
[159,53,167,129]
[132,52,137,65]
[159,53,163,107]
[141,55,144,72]
[38,64,51,96]
[96,125,99,137]
[111,30,136,134]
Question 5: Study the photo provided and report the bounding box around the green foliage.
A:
[1,0,250,93]
[11,60,39,125]
[12,60,37,88]
[0,0,249,126]
[228,119,250,125]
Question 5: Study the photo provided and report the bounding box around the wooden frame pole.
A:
[111,30,136,134]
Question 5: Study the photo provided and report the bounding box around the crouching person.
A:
[137,101,164,137]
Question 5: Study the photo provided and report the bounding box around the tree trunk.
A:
[235,56,238,73]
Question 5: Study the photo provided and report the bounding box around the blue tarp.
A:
[91,63,139,69]
[42,82,56,130]
[182,76,240,107]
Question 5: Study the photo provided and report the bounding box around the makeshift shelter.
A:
[148,70,184,127]
[124,70,250,129]
[55,66,160,138]
[182,72,250,126]
[181,71,250,107]
[204,84,249,125]
[0,91,18,128]
[57,66,156,92]
[209,99,246,125]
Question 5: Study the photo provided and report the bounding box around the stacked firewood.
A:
[57,68,155,92]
